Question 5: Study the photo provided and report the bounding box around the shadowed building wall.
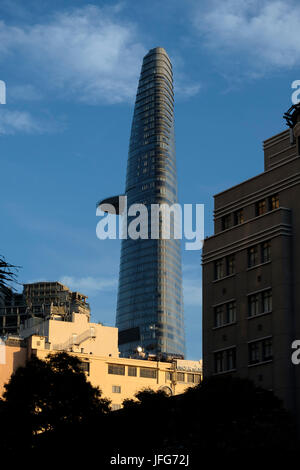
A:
[202,104,300,422]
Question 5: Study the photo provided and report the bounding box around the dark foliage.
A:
[0,255,19,290]
[0,357,297,463]
[0,352,110,452]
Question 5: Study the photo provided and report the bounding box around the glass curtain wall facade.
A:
[116,47,185,357]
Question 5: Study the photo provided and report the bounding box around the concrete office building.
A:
[0,313,202,409]
[202,103,300,419]
[0,281,90,336]
[99,47,185,358]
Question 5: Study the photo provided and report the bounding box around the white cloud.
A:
[0,109,43,134]
[183,278,202,306]
[174,82,202,99]
[193,0,300,71]
[59,275,117,295]
[0,5,146,104]
[0,4,201,105]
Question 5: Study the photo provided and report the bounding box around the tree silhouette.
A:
[110,376,297,460]
[0,352,110,452]
[0,255,19,290]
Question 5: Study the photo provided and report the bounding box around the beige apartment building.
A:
[0,313,202,409]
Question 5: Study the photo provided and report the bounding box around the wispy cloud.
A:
[0,109,43,134]
[192,0,300,73]
[59,275,117,295]
[0,4,201,105]
[0,5,146,105]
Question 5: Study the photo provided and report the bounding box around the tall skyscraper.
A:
[101,47,185,358]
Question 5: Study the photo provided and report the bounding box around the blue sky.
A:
[1,0,300,359]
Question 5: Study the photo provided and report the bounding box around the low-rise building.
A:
[0,313,202,409]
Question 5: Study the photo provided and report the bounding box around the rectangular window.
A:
[80,361,90,375]
[214,348,236,373]
[194,374,201,384]
[111,404,122,411]
[214,305,223,328]
[214,351,224,374]
[112,385,121,393]
[128,366,137,377]
[226,255,235,275]
[256,200,267,216]
[165,371,173,381]
[248,338,272,365]
[262,338,273,361]
[227,348,236,371]
[108,364,125,376]
[248,294,259,317]
[262,290,272,313]
[214,259,224,280]
[261,241,271,263]
[187,374,194,383]
[226,301,236,324]
[249,342,260,364]
[222,214,231,230]
[270,194,279,210]
[248,246,258,267]
[177,372,185,382]
[140,368,157,379]
[234,209,244,225]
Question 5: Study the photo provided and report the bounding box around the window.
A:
[80,361,90,375]
[214,306,223,327]
[165,371,173,381]
[249,342,260,364]
[194,374,201,384]
[112,385,121,393]
[214,301,236,327]
[108,364,125,375]
[248,294,259,317]
[262,338,273,361]
[262,290,272,313]
[140,368,157,379]
[261,241,271,263]
[248,289,272,317]
[256,200,266,216]
[227,348,236,370]
[269,194,279,210]
[234,209,244,225]
[248,246,258,267]
[111,404,121,411]
[214,347,236,373]
[226,302,236,324]
[128,366,137,376]
[226,255,235,275]
[214,259,224,280]
[222,214,231,230]
[176,372,185,382]
[248,338,272,365]
[187,374,194,383]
